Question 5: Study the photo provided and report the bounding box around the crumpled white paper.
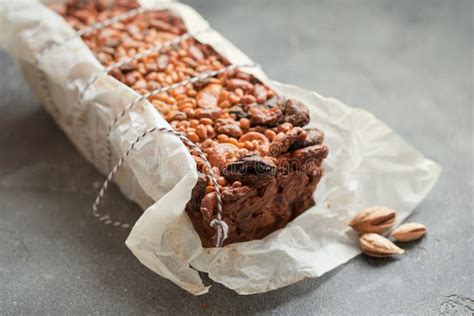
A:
[0,0,441,295]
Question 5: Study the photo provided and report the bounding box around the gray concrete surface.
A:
[0,0,473,314]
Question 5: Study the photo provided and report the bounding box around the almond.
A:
[359,233,405,257]
[349,207,396,234]
[391,223,427,242]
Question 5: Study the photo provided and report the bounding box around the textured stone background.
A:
[0,0,472,314]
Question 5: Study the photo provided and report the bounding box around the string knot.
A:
[210,219,229,248]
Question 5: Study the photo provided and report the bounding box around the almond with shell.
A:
[349,207,396,234]
[391,223,427,242]
[359,233,405,257]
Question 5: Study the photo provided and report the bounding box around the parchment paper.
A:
[0,0,441,295]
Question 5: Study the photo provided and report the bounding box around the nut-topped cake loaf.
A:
[52,0,328,247]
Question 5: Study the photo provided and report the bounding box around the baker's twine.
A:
[42,4,256,247]
[91,126,229,247]
[39,3,176,55]
[105,62,258,170]
[76,28,209,160]
[75,7,148,37]
[79,28,211,99]
[98,62,257,247]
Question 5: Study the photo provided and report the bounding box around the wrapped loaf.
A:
[51,0,328,247]
[0,0,441,295]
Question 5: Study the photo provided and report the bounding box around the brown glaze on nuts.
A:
[268,127,306,157]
